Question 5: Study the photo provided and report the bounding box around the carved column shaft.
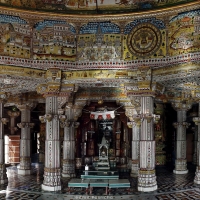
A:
[173,109,189,174]
[193,125,198,165]
[17,104,35,175]
[0,101,7,184]
[131,122,140,177]
[194,102,200,184]
[7,111,20,135]
[42,96,61,191]
[62,106,80,178]
[20,109,31,171]
[138,96,157,192]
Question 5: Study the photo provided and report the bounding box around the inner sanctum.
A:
[0,0,200,199]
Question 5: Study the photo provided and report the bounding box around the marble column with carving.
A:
[17,103,35,175]
[41,95,61,191]
[138,96,157,192]
[172,102,191,174]
[0,94,8,184]
[62,102,82,177]
[193,125,198,165]
[193,102,200,183]
[37,68,63,191]
[7,110,20,135]
[128,120,140,177]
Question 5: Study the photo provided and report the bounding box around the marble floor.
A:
[1,163,200,200]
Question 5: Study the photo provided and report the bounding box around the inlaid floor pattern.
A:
[2,163,200,199]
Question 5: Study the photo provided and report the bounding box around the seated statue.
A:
[101,148,107,157]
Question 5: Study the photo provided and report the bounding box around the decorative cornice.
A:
[0,53,200,71]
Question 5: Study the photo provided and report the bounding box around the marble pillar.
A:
[193,102,200,183]
[129,120,140,177]
[17,103,35,175]
[193,125,198,165]
[61,106,79,178]
[7,110,20,135]
[41,96,61,191]
[173,107,190,174]
[138,96,157,192]
[0,99,8,184]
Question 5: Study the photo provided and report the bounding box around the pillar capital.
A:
[16,101,37,111]
[173,122,190,128]
[193,117,200,125]
[124,106,135,121]
[17,122,34,129]
[171,101,192,111]
[0,92,10,103]
[7,110,20,118]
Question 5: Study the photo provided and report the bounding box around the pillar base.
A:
[18,169,31,175]
[62,159,75,178]
[130,163,138,177]
[130,170,138,177]
[0,179,8,184]
[138,185,157,192]
[194,167,200,184]
[138,169,157,192]
[62,173,75,178]
[174,159,188,174]
[41,184,61,191]
[173,169,188,174]
[62,173,71,178]
[194,179,200,184]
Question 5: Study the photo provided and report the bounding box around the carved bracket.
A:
[0,118,9,125]
[193,117,200,125]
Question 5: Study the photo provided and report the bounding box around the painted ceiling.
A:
[0,0,197,14]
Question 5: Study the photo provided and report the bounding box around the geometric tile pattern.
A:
[156,190,200,200]
[4,163,200,200]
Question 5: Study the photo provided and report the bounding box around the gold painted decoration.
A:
[127,23,162,58]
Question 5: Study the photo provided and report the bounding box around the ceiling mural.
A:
[0,0,196,14]
[124,18,166,59]
[169,9,200,56]
[33,20,76,61]
[0,14,30,59]
[0,9,200,65]
[77,22,121,62]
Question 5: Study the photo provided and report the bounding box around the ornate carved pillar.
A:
[16,102,36,175]
[125,99,141,177]
[193,102,200,183]
[0,93,9,184]
[124,66,164,192]
[7,110,20,135]
[38,68,62,191]
[137,96,157,192]
[61,100,85,178]
[193,125,198,165]
[172,102,191,174]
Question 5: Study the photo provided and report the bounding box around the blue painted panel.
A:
[124,17,165,34]
[80,22,120,34]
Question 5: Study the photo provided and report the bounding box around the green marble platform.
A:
[90,179,109,195]
[81,171,119,179]
[108,179,130,188]
[108,179,130,194]
[68,178,90,194]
